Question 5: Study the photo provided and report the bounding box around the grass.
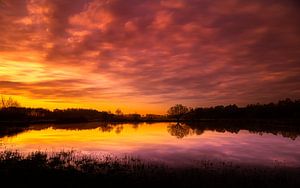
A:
[0,150,299,188]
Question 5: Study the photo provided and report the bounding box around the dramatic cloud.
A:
[0,0,300,113]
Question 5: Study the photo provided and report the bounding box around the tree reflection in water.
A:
[0,120,300,140]
[167,123,191,139]
[167,123,205,139]
[168,121,300,140]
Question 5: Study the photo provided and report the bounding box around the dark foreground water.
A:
[1,122,300,167]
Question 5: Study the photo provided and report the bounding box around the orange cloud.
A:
[0,0,300,114]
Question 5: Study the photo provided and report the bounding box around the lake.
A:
[1,122,300,167]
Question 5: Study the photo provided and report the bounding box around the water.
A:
[1,122,300,167]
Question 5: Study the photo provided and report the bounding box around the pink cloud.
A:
[0,0,299,112]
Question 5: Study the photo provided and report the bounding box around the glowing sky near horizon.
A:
[0,0,300,114]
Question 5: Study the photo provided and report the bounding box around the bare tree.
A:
[1,96,20,108]
[115,108,123,116]
[167,104,189,122]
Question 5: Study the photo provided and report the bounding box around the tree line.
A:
[0,96,299,124]
[167,99,300,121]
[0,96,167,123]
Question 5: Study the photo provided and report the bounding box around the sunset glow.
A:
[1,0,299,113]
[2,123,300,166]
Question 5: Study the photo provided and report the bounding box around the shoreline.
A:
[1,150,299,188]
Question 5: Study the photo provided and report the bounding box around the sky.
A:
[0,0,300,114]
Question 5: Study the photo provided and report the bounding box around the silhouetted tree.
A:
[183,98,300,120]
[1,96,20,108]
[1,98,299,124]
[115,109,123,116]
[167,104,189,122]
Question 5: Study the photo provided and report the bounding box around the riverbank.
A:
[0,150,299,188]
